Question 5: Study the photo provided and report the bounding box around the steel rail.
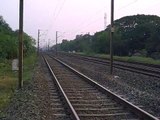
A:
[42,55,80,120]
[49,55,159,120]
[112,65,160,78]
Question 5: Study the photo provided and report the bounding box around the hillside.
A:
[57,15,160,59]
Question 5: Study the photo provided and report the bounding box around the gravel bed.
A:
[2,57,60,120]
[56,54,160,117]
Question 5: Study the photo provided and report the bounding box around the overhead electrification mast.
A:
[110,0,114,75]
[18,0,24,89]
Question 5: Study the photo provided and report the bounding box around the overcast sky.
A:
[0,0,160,47]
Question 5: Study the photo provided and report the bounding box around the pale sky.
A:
[0,0,160,47]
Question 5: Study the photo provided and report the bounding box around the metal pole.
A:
[37,29,40,55]
[56,31,58,55]
[18,0,24,89]
[110,0,114,74]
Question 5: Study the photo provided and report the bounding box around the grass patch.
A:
[76,52,160,65]
[0,53,37,116]
[0,59,17,117]
[96,54,160,65]
[114,56,160,65]
[23,53,37,81]
[0,76,17,109]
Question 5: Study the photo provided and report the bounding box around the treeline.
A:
[0,16,36,59]
[57,15,160,59]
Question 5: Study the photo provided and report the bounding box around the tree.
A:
[0,16,36,59]
[58,14,160,59]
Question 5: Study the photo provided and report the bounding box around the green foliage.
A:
[0,15,36,117]
[23,53,37,81]
[58,34,93,53]
[0,15,36,60]
[0,53,37,116]
[91,31,108,53]
[0,16,13,35]
[0,58,17,115]
[114,14,160,57]
[57,14,160,59]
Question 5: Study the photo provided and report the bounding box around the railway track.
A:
[40,56,72,120]
[43,54,158,120]
[57,52,160,78]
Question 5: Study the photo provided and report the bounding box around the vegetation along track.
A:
[43,54,158,120]
[59,52,160,78]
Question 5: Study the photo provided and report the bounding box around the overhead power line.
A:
[72,6,107,33]
[116,0,138,11]
[73,17,102,35]
[46,0,66,41]
[54,0,66,22]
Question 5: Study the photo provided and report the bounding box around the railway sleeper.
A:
[78,112,138,120]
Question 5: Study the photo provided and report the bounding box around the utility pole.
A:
[18,0,24,89]
[37,29,40,55]
[110,0,114,75]
[56,31,58,55]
